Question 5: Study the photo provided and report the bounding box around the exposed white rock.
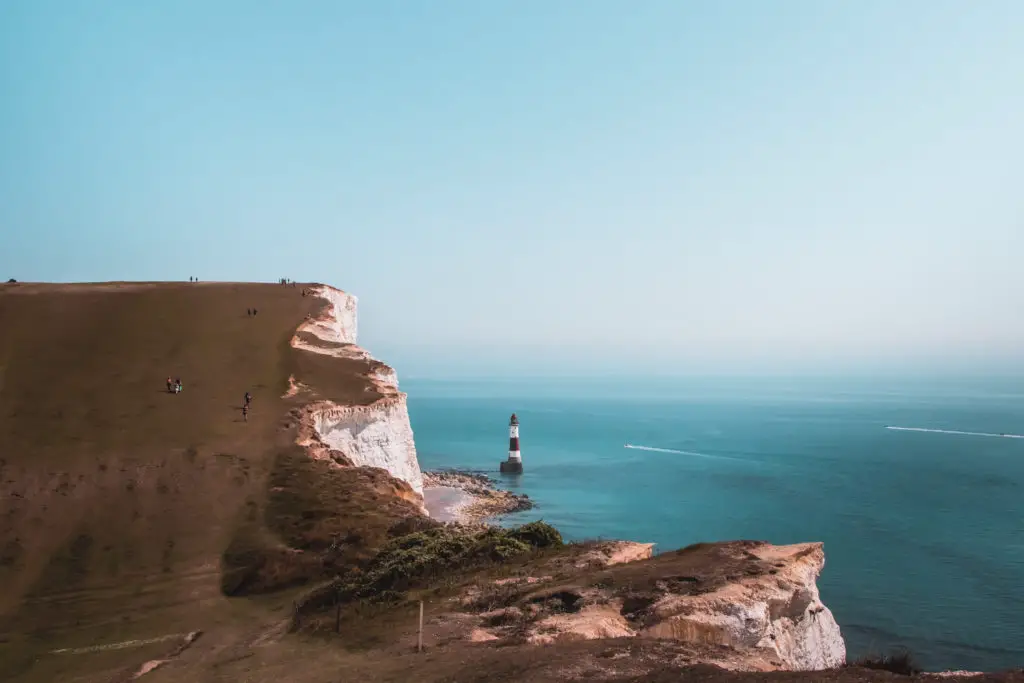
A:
[469,628,499,643]
[298,285,357,345]
[372,365,399,390]
[308,397,423,496]
[290,285,422,497]
[527,602,635,645]
[642,543,845,671]
[575,541,655,569]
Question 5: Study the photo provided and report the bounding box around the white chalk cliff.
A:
[641,542,846,670]
[291,285,423,496]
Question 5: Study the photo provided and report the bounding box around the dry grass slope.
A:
[0,281,419,681]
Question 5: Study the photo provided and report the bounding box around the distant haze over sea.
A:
[377,345,1024,381]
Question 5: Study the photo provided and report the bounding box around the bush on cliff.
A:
[292,521,565,621]
[337,521,563,601]
[507,520,563,548]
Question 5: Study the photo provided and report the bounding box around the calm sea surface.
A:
[405,375,1024,672]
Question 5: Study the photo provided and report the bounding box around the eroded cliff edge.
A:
[290,285,424,498]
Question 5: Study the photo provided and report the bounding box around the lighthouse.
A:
[500,413,523,474]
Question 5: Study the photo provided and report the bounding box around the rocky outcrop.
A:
[639,543,845,670]
[461,541,845,672]
[574,541,656,569]
[291,285,424,497]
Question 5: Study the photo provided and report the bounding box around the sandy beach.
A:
[422,470,533,525]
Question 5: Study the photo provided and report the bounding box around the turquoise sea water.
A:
[406,376,1024,672]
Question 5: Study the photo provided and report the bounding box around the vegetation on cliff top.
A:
[293,522,564,619]
[344,521,564,597]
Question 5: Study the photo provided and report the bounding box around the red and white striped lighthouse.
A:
[500,413,524,474]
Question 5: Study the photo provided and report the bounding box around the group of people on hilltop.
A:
[188,276,200,282]
[163,377,254,424]
[279,278,298,287]
[246,307,258,317]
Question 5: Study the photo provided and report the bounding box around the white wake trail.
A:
[885,426,1024,439]
[625,444,707,456]
[624,444,748,462]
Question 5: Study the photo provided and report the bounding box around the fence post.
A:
[417,600,424,653]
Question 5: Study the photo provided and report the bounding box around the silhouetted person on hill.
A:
[242,404,249,422]
[244,392,252,407]
[166,377,173,393]
[253,308,257,316]
[175,378,182,394]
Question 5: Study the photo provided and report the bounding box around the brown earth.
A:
[0,281,423,681]
[1,280,1020,682]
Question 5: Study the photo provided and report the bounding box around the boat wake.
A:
[885,426,1024,439]
[624,443,747,462]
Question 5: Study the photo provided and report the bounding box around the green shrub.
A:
[338,522,562,600]
[507,521,563,548]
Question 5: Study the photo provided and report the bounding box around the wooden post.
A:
[417,600,424,653]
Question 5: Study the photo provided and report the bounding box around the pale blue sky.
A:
[2,1,1022,376]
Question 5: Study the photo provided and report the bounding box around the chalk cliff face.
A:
[307,397,423,495]
[292,285,423,497]
[641,542,845,670]
[301,285,358,345]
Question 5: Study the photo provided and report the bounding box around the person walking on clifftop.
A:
[241,403,249,422]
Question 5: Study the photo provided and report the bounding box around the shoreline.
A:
[422,469,533,525]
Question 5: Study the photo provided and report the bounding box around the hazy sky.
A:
[2,1,1022,376]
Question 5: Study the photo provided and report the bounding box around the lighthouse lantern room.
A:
[500,413,524,474]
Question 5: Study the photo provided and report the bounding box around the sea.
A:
[405,375,1024,672]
